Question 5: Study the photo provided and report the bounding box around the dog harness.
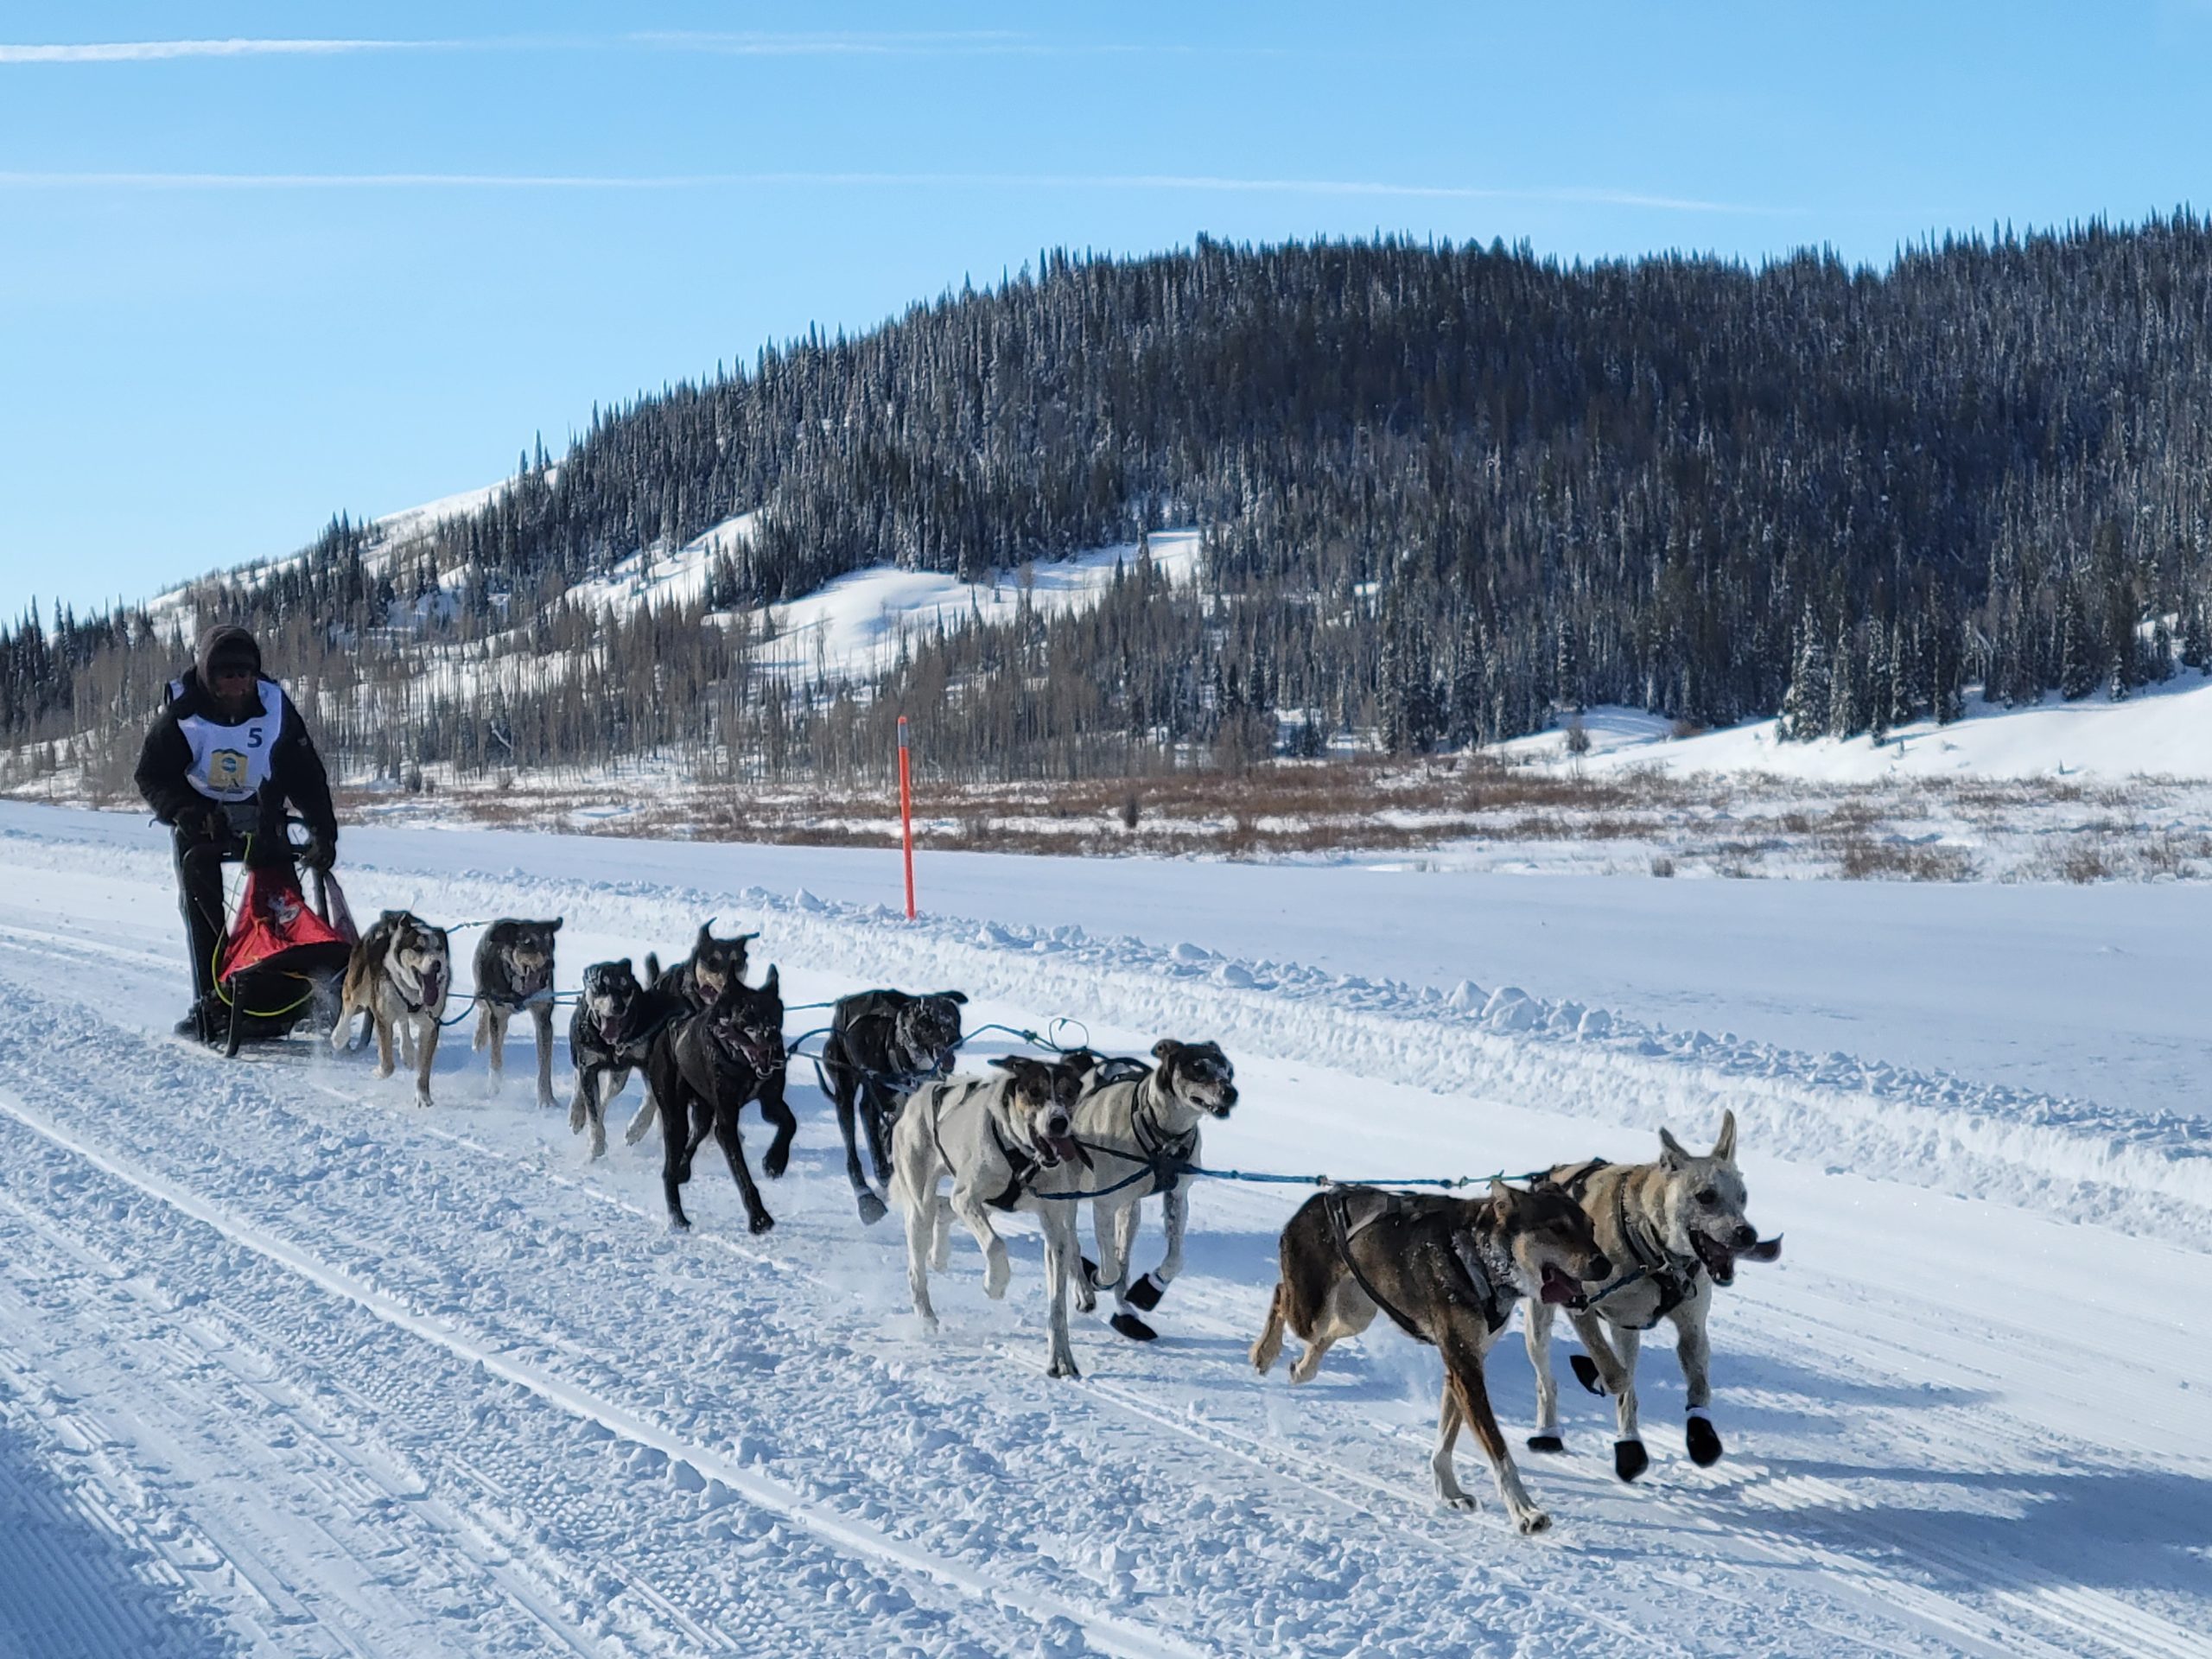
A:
[169,676,287,803]
[1321,1187,1512,1339]
[1608,1182,1701,1328]
[1073,1073,1198,1200]
[923,1080,1040,1212]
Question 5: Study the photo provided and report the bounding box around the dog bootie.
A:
[1109,1312,1158,1342]
[1613,1440,1649,1482]
[1685,1411,1724,1466]
[1570,1354,1607,1395]
[1526,1433,1567,1454]
[1122,1272,1167,1312]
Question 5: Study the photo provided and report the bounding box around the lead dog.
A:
[333,909,451,1108]
[1065,1039,1237,1342]
[568,959,685,1160]
[644,967,791,1233]
[1522,1111,1781,1481]
[472,917,561,1107]
[890,1053,1091,1377]
[820,988,969,1224]
[1252,1181,1611,1534]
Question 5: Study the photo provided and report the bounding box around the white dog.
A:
[1066,1039,1238,1341]
[889,1053,1091,1377]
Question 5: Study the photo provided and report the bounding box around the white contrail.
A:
[0,168,1773,214]
[0,39,419,63]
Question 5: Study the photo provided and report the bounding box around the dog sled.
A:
[187,853,358,1058]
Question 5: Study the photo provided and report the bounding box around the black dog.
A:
[645,922,759,1009]
[820,988,969,1224]
[645,966,795,1233]
[568,959,686,1160]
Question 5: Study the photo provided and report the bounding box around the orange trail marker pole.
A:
[897,716,917,919]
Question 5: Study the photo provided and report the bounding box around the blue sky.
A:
[7,2,2212,613]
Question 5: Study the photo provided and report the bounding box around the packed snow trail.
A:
[0,804,2206,1656]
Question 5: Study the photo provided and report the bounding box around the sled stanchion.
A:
[898,715,917,920]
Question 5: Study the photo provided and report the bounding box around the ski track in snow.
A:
[0,810,2208,1656]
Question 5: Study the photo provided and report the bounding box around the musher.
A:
[134,623,340,1037]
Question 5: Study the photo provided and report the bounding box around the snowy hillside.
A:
[1,801,2205,1656]
[1510,674,2212,782]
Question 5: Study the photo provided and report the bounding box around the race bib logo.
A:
[207,749,249,791]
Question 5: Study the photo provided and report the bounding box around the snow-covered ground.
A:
[1511,675,2212,783]
[1,800,2205,1656]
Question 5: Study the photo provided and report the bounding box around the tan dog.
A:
[1252,1182,1611,1534]
[333,909,450,1108]
[1522,1112,1781,1481]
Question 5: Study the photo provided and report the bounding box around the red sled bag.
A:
[219,866,355,993]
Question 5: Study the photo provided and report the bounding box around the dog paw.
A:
[1515,1509,1554,1535]
[1440,1493,1478,1512]
[1109,1312,1158,1343]
[855,1191,888,1226]
[668,1215,692,1234]
[1046,1355,1082,1380]
[568,1103,587,1135]
[415,1093,434,1110]
[1570,1354,1608,1396]
[536,1091,556,1110]
[747,1211,776,1236]
[763,1146,790,1180]
[1686,1415,1724,1466]
[374,1062,395,1080]
[1526,1434,1567,1454]
[983,1261,1010,1300]
[1123,1273,1166,1313]
[1613,1440,1649,1483]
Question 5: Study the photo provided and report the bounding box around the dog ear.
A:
[1150,1039,1182,1062]
[547,918,563,934]
[760,964,779,996]
[1712,1109,1738,1165]
[696,922,715,948]
[943,990,969,1006]
[1657,1127,1691,1171]
[988,1055,1020,1074]
[735,931,760,945]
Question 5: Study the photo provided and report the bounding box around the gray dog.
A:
[472,918,561,1107]
[1523,1111,1782,1481]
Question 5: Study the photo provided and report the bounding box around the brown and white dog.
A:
[1252,1181,1611,1534]
[1522,1111,1781,1482]
[333,909,451,1108]
[471,917,561,1107]
[1065,1039,1237,1342]
[890,1053,1092,1377]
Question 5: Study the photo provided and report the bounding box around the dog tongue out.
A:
[1540,1264,1582,1306]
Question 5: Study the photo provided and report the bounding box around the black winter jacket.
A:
[135,670,339,851]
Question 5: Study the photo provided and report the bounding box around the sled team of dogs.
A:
[326,910,1781,1535]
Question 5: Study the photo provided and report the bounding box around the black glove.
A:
[298,830,337,873]
[176,802,227,842]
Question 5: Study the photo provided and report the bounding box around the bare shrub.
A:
[1831,836,1975,881]
[2058,843,2109,883]
[1649,854,1676,877]
[1564,716,1592,756]
[1120,790,1141,831]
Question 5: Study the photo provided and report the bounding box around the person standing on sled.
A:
[134,623,340,1037]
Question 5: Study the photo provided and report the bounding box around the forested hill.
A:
[10,219,2212,787]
